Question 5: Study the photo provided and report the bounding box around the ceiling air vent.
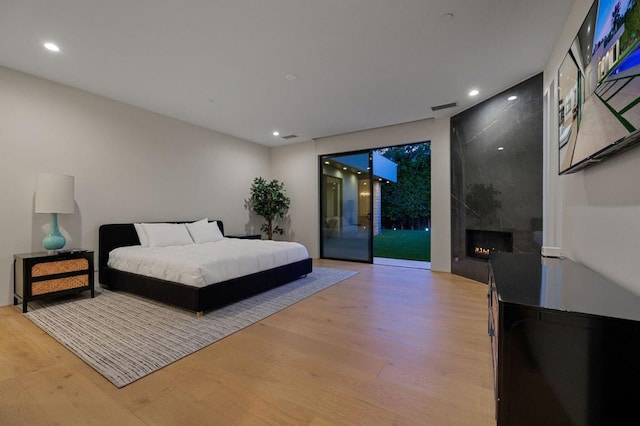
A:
[281,134,298,140]
[431,102,458,111]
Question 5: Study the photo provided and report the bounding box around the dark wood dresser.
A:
[488,252,640,425]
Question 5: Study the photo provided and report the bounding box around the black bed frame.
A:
[98,221,312,315]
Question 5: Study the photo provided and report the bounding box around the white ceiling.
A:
[0,0,575,147]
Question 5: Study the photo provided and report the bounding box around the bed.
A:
[98,220,312,315]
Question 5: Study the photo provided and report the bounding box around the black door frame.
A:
[319,149,374,263]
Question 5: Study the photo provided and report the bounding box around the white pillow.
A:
[186,219,224,244]
[134,223,149,247]
[142,223,194,247]
[191,218,209,227]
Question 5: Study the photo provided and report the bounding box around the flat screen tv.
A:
[558,0,640,174]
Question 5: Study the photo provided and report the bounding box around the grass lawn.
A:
[373,229,430,261]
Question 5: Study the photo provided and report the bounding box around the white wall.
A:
[272,118,451,272]
[269,140,318,252]
[543,0,640,294]
[0,66,271,306]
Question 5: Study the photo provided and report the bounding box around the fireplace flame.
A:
[474,246,490,256]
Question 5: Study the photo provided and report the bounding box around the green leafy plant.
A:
[247,177,291,239]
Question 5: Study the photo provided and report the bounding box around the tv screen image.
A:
[558,0,640,174]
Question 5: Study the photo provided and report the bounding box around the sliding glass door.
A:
[320,151,373,262]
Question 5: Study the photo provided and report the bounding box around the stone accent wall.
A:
[451,74,543,283]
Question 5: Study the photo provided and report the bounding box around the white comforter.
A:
[107,238,309,287]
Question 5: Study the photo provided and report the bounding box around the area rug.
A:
[24,267,357,388]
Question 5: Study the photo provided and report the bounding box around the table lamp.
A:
[35,173,75,251]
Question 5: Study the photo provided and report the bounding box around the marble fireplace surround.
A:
[450,74,543,283]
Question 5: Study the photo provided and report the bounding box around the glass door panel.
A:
[320,151,373,262]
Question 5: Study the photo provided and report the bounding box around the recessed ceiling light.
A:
[272,131,280,136]
[469,89,479,97]
[43,42,60,52]
[498,147,505,151]
[324,161,330,165]
[285,73,297,81]
[508,95,517,101]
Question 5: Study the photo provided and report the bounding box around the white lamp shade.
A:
[35,173,75,214]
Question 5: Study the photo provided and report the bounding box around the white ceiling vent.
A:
[281,134,298,140]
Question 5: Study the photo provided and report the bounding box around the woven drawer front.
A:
[32,258,88,277]
[32,275,89,295]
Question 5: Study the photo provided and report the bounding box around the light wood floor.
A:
[0,259,495,425]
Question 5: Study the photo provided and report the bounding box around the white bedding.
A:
[107,238,309,287]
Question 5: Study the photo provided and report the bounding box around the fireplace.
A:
[466,229,513,261]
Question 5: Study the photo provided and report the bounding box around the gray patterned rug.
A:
[24,267,357,388]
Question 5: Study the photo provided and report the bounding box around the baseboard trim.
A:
[541,246,563,257]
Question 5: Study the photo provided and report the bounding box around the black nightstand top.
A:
[14,250,93,260]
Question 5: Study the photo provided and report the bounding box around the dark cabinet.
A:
[489,253,640,425]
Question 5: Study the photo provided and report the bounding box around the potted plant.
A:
[247,177,291,240]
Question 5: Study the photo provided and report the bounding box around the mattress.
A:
[107,238,309,287]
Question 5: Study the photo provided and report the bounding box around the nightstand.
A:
[226,234,262,240]
[14,251,95,313]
